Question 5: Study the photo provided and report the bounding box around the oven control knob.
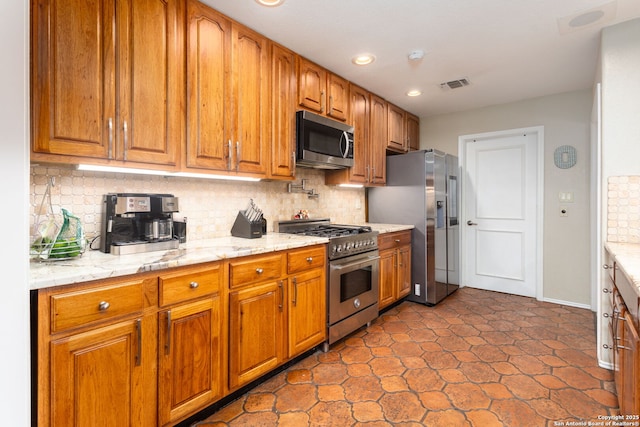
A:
[353,298,361,309]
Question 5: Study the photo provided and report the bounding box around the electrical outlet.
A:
[414,284,421,296]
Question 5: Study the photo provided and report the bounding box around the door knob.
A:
[467,220,478,226]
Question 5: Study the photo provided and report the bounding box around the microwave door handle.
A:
[340,131,350,158]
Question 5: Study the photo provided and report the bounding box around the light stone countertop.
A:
[365,223,415,234]
[605,242,640,297]
[29,233,328,290]
[29,223,414,291]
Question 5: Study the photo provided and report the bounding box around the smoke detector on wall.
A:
[439,78,470,90]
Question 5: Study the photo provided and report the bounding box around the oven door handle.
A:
[331,255,380,270]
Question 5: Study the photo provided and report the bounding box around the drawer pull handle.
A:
[394,239,401,243]
[98,301,110,311]
[190,281,199,289]
[306,257,313,263]
[256,268,264,274]
[278,281,284,311]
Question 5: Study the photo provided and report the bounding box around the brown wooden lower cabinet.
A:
[35,246,326,426]
[378,230,412,310]
[605,250,640,415]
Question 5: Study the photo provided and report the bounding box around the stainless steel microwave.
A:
[296,110,354,169]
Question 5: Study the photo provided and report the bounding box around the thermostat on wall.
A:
[554,145,577,169]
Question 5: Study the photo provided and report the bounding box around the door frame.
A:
[458,126,545,300]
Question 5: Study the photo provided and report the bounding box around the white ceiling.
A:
[200,0,640,118]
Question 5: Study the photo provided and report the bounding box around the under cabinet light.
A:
[338,183,364,188]
[77,164,170,176]
[77,165,261,182]
[171,172,261,182]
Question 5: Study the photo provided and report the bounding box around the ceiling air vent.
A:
[439,78,470,90]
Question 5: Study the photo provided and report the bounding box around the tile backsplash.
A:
[30,165,366,244]
[607,176,640,243]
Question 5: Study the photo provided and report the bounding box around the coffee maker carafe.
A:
[100,193,181,254]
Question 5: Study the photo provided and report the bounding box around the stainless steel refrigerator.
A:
[368,149,459,305]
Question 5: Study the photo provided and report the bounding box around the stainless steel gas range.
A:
[275,219,380,351]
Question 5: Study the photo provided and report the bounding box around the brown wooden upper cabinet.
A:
[387,103,420,153]
[406,112,420,151]
[326,84,386,187]
[297,57,349,122]
[387,103,407,153]
[186,0,270,178]
[269,43,297,180]
[31,0,184,169]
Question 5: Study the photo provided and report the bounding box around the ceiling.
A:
[200,0,640,118]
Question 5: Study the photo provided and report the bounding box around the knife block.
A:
[231,210,263,239]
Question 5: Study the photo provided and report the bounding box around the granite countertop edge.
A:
[29,223,414,290]
[605,242,640,297]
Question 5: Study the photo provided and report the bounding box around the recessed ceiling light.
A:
[255,0,285,6]
[352,54,376,66]
[406,90,422,97]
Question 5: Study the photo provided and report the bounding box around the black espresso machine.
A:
[100,193,183,254]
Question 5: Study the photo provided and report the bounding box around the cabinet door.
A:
[31,0,115,159]
[621,311,640,415]
[118,0,182,166]
[327,73,349,122]
[298,58,326,113]
[289,269,326,357]
[398,245,412,299]
[406,113,420,151]
[269,43,296,179]
[378,249,396,310]
[50,318,149,426]
[387,103,406,152]
[232,24,270,176]
[369,95,387,184]
[186,0,233,171]
[324,84,369,186]
[159,297,222,425]
[229,280,285,389]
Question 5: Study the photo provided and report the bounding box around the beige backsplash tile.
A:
[30,165,366,242]
[608,175,640,243]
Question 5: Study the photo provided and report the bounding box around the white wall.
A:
[421,90,593,307]
[0,0,31,425]
[601,18,640,180]
[596,17,640,368]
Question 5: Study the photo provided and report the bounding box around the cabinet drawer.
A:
[229,253,284,288]
[378,230,411,251]
[159,263,222,306]
[50,281,145,333]
[287,245,326,274]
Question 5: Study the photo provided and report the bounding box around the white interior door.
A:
[461,128,542,298]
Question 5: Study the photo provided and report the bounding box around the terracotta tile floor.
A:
[194,287,618,426]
